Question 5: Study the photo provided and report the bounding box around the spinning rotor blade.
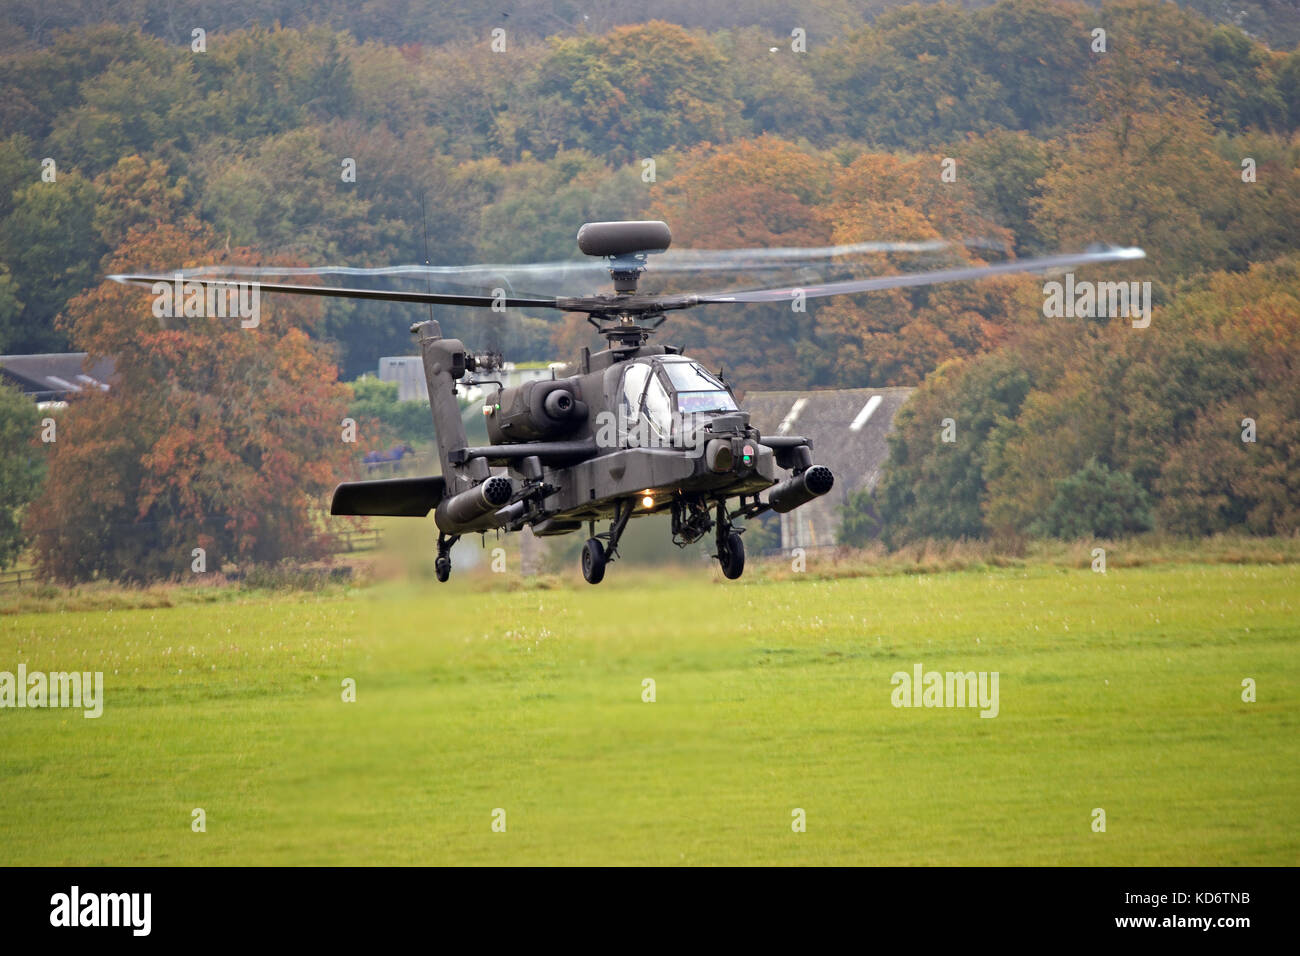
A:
[150,237,1006,289]
[176,260,604,289]
[110,245,1145,315]
[697,246,1146,304]
[651,237,1008,273]
[108,273,562,310]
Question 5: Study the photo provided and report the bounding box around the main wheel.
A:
[434,555,451,582]
[718,531,745,580]
[581,537,607,584]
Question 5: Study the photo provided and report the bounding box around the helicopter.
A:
[112,220,1144,584]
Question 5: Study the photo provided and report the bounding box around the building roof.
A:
[378,356,553,403]
[0,353,115,401]
[743,386,914,547]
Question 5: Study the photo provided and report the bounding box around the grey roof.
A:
[378,357,554,403]
[743,386,914,547]
[0,353,115,400]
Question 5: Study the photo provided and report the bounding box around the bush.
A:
[1031,459,1153,539]
[348,376,430,442]
[838,487,882,548]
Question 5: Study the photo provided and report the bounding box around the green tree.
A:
[838,487,882,547]
[0,265,24,354]
[0,134,38,222]
[0,381,45,568]
[1030,459,1153,539]
[1279,50,1300,131]
[817,3,1015,148]
[0,172,103,354]
[46,55,200,177]
[877,352,1032,544]
[953,129,1050,254]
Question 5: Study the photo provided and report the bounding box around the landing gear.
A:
[434,533,459,583]
[580,499,632,585]
[581,538,607,584]
[718,531,745,580]
[714,500,745,580]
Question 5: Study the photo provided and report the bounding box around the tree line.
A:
[0,0,1296,577]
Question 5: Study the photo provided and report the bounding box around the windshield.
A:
[643,375,673,438]
[619,362,674,445]
[663,361,738,414]
[621,363,651,421]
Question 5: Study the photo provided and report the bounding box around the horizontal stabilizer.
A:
[330,475,447,517]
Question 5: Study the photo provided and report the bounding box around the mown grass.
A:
[0,555,1296,865]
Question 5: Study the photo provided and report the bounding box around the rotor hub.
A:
[608,254,647,294]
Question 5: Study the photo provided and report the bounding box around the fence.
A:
[0,568,37,589]
[335,529,383,553]
[362,452,434,476]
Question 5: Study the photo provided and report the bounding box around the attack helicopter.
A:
[112,220,1143,583]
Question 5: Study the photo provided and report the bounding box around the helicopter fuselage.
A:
[330,318,834,581]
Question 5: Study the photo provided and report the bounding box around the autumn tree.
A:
[534,21,743,165]
[1028,53,1297,286]
[815,150,1024,387]
[873,252,1300,545]
[1153,257,1300,535]
[92,154,189,250]
[25,223,356,582]
[640,136,836,385]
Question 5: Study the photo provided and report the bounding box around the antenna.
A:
[420,191,435,325]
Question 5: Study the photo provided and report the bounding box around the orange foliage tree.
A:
[631,136,836,387]
[26,221,356,582]
[816,151,1025,387]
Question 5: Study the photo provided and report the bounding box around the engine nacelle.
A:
[768,465,835,514]
[486,380,587,443]
[435,475,514,531]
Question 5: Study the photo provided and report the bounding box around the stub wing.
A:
[330,475,447,517]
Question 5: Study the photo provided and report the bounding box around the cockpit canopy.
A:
[618,356,737,446]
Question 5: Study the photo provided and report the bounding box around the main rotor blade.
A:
[159,237,1007,286]
[108,273,562,310]
[653,237,1008,272]
[695,247,1147,304]
[177,261,604,288]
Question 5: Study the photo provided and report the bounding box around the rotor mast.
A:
[573,220,675,350]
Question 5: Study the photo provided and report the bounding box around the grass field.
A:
[1,556,1297,865]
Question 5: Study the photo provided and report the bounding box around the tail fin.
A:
[414,320,488,493]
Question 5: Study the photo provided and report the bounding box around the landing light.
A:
[642,495,654,509]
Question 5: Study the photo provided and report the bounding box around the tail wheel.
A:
[581,537,607,584]
[434,556,451,583]
[719,531,745,580]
